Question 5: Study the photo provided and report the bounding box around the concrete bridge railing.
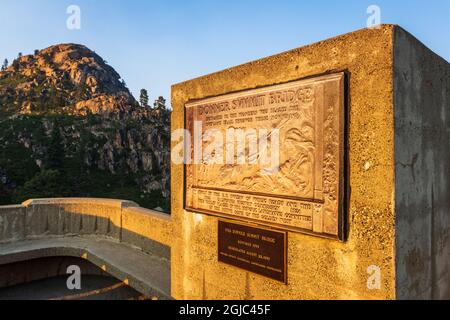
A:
[0,198,173,299]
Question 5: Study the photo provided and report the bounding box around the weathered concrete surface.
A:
[122,206,173,258]
[394,27,450,299]
[0,198,173,299]
[0,237,171,299]
[0,205,25,243]
[22,198,137,240]
[172,25,397,300]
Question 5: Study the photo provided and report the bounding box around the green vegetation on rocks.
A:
[0,44,171,211]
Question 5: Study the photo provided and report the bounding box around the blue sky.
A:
[1,0,449,103]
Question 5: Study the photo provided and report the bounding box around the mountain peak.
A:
[0,43,136,115]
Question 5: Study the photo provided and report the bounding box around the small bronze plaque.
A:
[218,220,287,283]
[185,73,345,240]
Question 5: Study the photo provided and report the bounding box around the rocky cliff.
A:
[0,43,135,115]
[0,44,171,211]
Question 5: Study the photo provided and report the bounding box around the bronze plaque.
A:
[218,220,287,283]
[185,73,345,240]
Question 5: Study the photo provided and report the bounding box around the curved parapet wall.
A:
[23,198,137,241]
[0,198,173,299]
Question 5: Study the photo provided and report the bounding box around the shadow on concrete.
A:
[0,200,172,299]
[0,257,145,300]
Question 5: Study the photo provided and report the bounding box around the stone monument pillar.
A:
[170,25,449,300]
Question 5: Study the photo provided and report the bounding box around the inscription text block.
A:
[218,220,287,283]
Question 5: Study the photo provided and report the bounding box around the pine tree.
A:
[1,59,7,71]
[154,96,166,109]
[47,121,65,169]
[139,89,149,107]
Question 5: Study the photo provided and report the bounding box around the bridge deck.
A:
[0,236,171,300]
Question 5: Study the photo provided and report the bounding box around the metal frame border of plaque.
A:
[183,72,347,241]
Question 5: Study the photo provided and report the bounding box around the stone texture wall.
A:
[0,198,173,297]
[394,27,450,300]
[22,198,129,240]
[122,206,173,258]
[0,205,26,244]
[171,25,398,300]
[0,198,172,259]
